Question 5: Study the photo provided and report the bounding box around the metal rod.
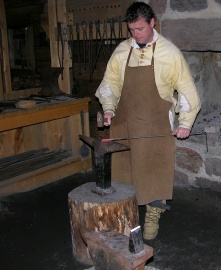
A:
[102,132,207,142]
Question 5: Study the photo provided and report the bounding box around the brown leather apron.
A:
[111,43,175,205]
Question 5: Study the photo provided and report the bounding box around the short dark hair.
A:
[125,1,156,24]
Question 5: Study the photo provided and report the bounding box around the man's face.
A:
[128,16,155,44]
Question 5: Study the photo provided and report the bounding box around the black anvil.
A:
[79,135,130,196]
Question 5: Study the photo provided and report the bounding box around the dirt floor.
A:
[1,171,221,270]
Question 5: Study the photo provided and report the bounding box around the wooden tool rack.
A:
[0,97,91,197]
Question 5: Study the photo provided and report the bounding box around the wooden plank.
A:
[41,14,49,37]
[14,127,25,154]
[3,88,40,100]
[0,157,92,197]
[1,130,15,158]
[23,123,43,152]
[41,120,56,151]
[0,98,90,132]
[27,25,35,70]
[70,114,81,157]
[83,111,90,137]
[0,59,4,100]
[0,132,4,157]
[59,116,72,151]
[1,128,26,157]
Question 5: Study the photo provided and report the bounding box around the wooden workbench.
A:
[0,97,92,197]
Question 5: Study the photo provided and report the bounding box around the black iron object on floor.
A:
[79,135,130,195]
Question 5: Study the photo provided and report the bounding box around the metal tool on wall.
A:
[89,21,93,82]
[92,20,108,75]
[109,18,118,53]
[76,23,81,75]
[68,24,78,95]
[81,21,89,71]
[57,22,64,80]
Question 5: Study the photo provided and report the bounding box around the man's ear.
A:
[150,18,155,28]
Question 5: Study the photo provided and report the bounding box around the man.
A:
[95,2,200,240]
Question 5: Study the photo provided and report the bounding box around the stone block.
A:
[161,19,221,51]
[204,126,220,134]
[149,0,167,14]
[176,147,203,173]
[174,170,190,187]
[170,0,208,12]
[205,158,221,177]
[195,177,221,192]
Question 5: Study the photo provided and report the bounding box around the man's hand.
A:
[104,112,114,126]
[172,127,190,139]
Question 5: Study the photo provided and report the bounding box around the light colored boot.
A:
[143,201,166,240]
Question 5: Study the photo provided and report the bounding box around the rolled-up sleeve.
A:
[95,41,131,113]
[172,52,201,128]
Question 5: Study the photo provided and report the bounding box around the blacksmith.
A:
[95,1,200,240]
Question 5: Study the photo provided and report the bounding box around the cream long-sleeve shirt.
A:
[95,31,200,129]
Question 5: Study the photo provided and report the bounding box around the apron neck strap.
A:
[126,47,133,66]
[126,41,157,67]
[151,42,156,66]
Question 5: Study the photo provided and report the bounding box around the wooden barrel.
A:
[68,182,139,265]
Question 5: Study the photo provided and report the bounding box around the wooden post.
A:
[68,182,139,265]
[0,0,12,99]
[48,0,70,94]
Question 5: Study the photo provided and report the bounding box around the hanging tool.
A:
[92,20,108,74]
[57,22,64,80]
[104,20,111,58]
[76,23,81,75]
[88,21,93,82]
[62,23,72,57]
[118,17,123,43]
[68,25,78,96]
[82,21,89,71]
[109,18,118,52]
[55,0,64,80]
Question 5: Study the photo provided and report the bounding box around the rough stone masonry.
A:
[146,0,221,191]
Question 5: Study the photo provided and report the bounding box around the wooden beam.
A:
[41,14,49,37]
[0,0,12,97]
[48,0,70,94]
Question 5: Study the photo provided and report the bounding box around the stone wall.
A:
[145,0,221,191]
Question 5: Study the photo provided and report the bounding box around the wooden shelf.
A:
[0,156,92,197]
[0,97,92,197]
[0,97,90,131]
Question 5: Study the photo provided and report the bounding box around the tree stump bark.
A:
[68,182,139,265]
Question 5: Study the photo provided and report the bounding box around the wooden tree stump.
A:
[68,182,139,265]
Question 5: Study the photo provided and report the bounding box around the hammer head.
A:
[97,111,109,128]
[97,111,104,128]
